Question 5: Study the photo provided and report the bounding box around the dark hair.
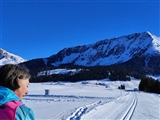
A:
[0,64,31,91]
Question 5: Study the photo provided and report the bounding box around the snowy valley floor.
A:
[23,79,160,120]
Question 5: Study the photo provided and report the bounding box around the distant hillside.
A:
[48,31,160,66]
[21,31,159,68]
[0,48,26,66]
[2,31,160,82]
[18,31,160,82]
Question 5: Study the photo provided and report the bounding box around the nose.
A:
[26,90,28,95]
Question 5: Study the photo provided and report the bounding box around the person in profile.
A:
[0,64,35,120]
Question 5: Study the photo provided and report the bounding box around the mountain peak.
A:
[145,31,152,35]
[0,48,26,66]
[48,31,160,66]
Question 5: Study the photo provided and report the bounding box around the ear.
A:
[16,78,21,86]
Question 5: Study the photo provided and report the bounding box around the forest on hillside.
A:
[27,64,160,94]
[29,64,146,83]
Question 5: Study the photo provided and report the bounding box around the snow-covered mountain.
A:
[49,31,160,66]
[20,31,160,75]
[0,48,26,66]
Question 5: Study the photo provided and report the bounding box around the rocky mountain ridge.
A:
[47,31,160,66]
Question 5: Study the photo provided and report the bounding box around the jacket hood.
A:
[0,86,21,106]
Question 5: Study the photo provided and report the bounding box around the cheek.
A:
[24,87,28,93]
[14,88,22,98]
[22,85,28,94]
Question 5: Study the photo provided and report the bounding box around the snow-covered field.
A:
[23,78,160,120]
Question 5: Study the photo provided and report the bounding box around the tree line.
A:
[29,64,146,83]
[139,76,160,94]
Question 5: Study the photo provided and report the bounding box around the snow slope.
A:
[51,31,160,66]
[0,48,26,65]
[23,78,160,120]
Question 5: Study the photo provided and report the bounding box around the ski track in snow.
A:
[119,92,137,120]
[23,94,114,103]
[23,94,115,120]
[79,92,138,120]
[23,94,116,120]
[66,101,103,120]
[23,92,142,120]
[30,92,138,120]
[23,83,160,120]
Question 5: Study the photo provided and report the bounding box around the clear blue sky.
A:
[0,0,159,60]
